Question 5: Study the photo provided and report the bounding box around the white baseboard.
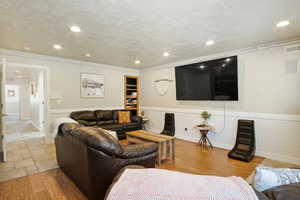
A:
[146,128,300,165]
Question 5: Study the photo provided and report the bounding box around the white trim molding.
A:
[141,106,300,122]
[141,38,300,71]
[0,48,139,73]
[142,106,300,165]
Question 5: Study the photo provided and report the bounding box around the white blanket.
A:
[49,117,78,138]
[106,168,258,200]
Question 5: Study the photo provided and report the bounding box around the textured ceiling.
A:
[1,0,300,69]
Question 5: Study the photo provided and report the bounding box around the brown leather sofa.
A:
[55,123,157,200]
[70,109,142,140]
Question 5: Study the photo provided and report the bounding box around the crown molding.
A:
[0,48,139,73]
[141,38,300,72]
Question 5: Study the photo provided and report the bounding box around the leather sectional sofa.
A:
[55,123,158,200]
[70,109,142,139]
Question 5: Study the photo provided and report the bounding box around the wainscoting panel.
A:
[142,107,300,165]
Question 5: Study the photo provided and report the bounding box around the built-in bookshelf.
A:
[124,75,139,115]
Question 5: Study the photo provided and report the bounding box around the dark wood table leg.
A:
[198,130,213,149]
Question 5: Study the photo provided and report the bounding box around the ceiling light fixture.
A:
[225,58,231,62]
[70,25,81,32]
[276,20,290,28]
[53,44,62,50]
[85,53,91,57]
[135,60,141,64]
[24,47,31,51]
[199,65,205,69]
[206,40,215,46]
[163,52,170,57]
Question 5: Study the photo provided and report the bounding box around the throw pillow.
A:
[253,165,300,192]
[118,111,131,123]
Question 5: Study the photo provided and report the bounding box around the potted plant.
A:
[200,111,211,126]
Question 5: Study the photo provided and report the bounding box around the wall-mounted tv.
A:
[175,56,238,101]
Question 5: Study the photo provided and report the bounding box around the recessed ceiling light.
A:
[24,47,31,51]
[276,20,290,28]
[70,25,81,32]
[135,60,141,64]
[53,44,62,50]
[163,52,170,57]
[206,40,215,46]
[199,65,205,69]
[225,58,231,62]
[85,53,91,57]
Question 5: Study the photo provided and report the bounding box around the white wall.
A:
[140,45,300,114]
[0,49,139,111]
[0,48,139,139]
[140,44,300,165]
[5,85,19,117]
[19,81,31,120]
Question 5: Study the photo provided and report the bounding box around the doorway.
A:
[5,64,46,142]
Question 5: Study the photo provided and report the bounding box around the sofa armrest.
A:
[119,142,158,159]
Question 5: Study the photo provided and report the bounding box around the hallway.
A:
[0,120,57,182]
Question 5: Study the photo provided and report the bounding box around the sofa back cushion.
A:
[95,110,114,121]
[70,111,97,122]
[61,123,124,156]
[97,120,115,125]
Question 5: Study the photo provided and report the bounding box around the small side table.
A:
[194,125,214,149]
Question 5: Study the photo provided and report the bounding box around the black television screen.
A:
[175,56,238,101]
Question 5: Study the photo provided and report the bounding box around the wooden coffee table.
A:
[126,130,175,165]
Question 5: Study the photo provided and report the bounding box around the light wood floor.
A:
[0,139,264,200]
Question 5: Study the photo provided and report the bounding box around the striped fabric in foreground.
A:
[107,168,258,200]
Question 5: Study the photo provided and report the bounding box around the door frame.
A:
[1,58,7,162]
[6,62,50,133]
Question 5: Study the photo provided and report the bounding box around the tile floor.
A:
[5,119,43,142]
[0,120,58,182]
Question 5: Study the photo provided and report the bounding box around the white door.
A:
[0,58,7,162]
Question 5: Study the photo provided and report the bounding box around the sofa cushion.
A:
[70,111,97,121]
[77,120,97,126]
[98,124,124,131]
[263,183,300,200]
[97,120,115,126]
[95,110,113,121]
[122,122,139,130]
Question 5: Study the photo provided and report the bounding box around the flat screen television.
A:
[175,56,238,101]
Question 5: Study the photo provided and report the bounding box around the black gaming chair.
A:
[160,113,175,136]
[228,120,255,162]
